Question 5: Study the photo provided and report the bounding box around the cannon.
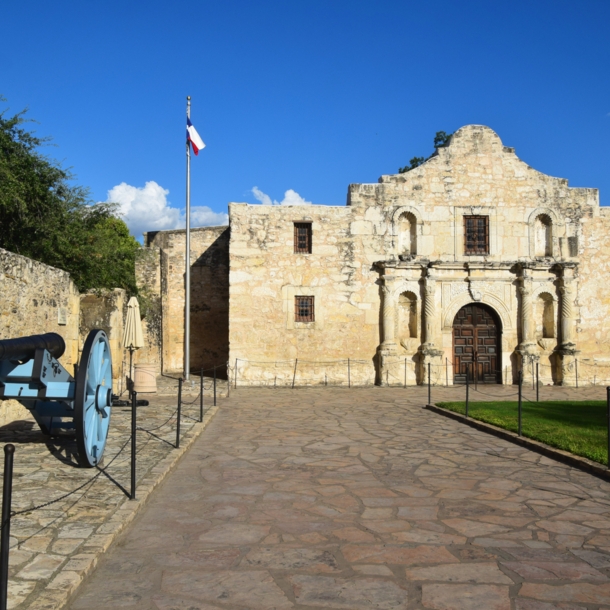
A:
[0,330,112,468]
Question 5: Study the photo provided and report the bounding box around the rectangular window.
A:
[294,222,312,253]
[295,296,315,322]
[464,216,489,255]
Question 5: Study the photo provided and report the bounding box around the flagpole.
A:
[184,96,191,381]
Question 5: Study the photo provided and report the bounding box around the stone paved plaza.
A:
[1,377,221,610]
[67,385,610,609]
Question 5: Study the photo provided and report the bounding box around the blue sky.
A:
[3,0,609,238]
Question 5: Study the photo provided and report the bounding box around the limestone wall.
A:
[348,125,597,264]
[134,247,162,372]
[79,290,127,390]
[345,125,599,386]
[0,249,80,425]
[572,208,610,385]
[140,227,230,377]
[228,204,381,386]
[228,125,603,386]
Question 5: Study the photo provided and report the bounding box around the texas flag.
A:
[187,118,206,155]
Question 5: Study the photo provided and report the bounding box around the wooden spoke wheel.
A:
[74,330,113,467]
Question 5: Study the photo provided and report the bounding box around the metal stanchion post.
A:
[292,359,298,389]
[404,358,407,389]
[176,378,182,449]
[130,392,136,500]
[348,358,351,388]
[213,365,217,406]
[606,386,610,468]
[536,362,539,403]
[518,369,523,437]
[200,367,204,422]
[474,355,478,391]
[0,444,15,610]
[427,362,431,405]
[234,358,238,389]
[465,363,469,418]
[226,361,230,398]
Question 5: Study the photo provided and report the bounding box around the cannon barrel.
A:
[0,333,66,362]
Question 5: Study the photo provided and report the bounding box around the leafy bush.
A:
[0,98,139,292]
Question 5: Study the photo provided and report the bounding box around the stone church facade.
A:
[137,125,610,386]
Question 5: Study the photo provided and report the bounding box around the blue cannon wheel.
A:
[74,329,113,467]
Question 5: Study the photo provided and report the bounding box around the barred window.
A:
[294,222,312,253]
[295,296,315,322]
[464,216,489,255]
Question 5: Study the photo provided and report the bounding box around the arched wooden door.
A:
[453,304,501,384]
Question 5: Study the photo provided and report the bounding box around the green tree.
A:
[433,131,452,149]
[398,130,453,174]
[0,99,139,292]
[398,157,426,173]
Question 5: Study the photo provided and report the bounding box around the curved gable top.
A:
[378,124,567,185]
[348,124,598,211]
[450,124,505,154]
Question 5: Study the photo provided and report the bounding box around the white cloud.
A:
[251,186,312,206]
[105,181,228,238]
[191,206,228,226]
[281,189,312,206]
[251,186,273,206]
[107,181,178,236]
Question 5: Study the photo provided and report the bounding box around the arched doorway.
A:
[453,303,502,384]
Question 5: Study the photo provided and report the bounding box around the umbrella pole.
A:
[129,349,134,396]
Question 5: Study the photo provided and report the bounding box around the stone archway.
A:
[453,303,502,384]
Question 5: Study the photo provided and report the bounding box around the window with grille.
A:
[295,296,315,322]
[464,216,489,255]
[294,222,312,253]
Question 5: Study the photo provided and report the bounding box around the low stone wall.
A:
[79,289,127,390]
[134,247,162,372]
[0,249,80,426]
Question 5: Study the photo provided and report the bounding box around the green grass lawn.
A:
[436,400,609,466]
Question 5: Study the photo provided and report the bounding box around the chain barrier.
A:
[162,363,226,380]
[137,407,179,434]
[4,427,157,554]
[8,374,208,517]
[157,366,222,406]
[0,371,218,604]
[228,355,610,390]
[233,357,379,388]
[472,387,520,398]
[180,382,215,405]
[9,433,133,521]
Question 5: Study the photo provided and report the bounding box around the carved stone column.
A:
[519,283,534,347]
[558,267,578,386]
[378,275,398,386]
[381,277,397,348]
[423,277,436,347]
[419,268,443,385]
[517,268,539,384]
[559,279,575,348]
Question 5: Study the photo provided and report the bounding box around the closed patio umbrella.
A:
[123,296,144,394]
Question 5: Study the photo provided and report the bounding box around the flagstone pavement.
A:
[67,386,610,609]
